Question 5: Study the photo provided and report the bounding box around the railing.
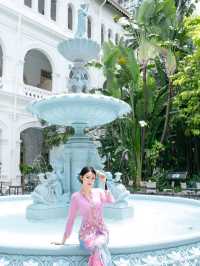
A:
[23,84,52,99]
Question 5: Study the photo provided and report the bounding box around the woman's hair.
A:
[78,166,96,183]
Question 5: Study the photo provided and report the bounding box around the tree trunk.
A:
[161,79,173,144]
[143,64,148,120]
[136,154,142,187]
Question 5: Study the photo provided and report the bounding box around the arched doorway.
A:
[23,49,53,91]
[20,127,46,191]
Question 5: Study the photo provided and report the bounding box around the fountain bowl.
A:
[58,38,100,62]
[27,93,131,128]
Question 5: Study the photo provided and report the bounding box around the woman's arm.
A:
[51,193,78,245]
[104,189,115,203]
[63,193,78,239]
[96,170,115,204]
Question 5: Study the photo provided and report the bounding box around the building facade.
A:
[117,0,138,14]
[0,0,126,185]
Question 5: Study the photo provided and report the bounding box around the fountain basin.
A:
[58,38,100,62]
[27,93,131,127]
[1,194,200,265]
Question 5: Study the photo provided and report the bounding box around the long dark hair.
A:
[78,166,96,183]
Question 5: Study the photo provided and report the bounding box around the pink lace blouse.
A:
[64,188,115,240]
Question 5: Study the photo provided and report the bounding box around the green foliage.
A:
[42,125,73,149]
[20,164,34,175]
[20,161,52,175]
[97,0,200,187]
[173,17,200,136]
[136,0,177,41]
[146,141,165,169]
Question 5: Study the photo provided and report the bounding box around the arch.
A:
[22,43,56,73]
[101,24,105,45]
[67,3,73,30]
[18,121,42,134]
[23,49,53,91]
[87,16,92,39]
[20,126,44,166]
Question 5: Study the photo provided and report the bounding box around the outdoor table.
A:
[8,185,23,195]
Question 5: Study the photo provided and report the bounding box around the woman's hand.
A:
[51,235,68,245]
[96,170,107,183]
[51,241,65,245]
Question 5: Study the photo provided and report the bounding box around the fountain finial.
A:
[75,4,89,38]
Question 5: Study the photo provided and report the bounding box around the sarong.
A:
[79,230,113,266]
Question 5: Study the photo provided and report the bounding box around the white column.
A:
[10,131,21,185]
[0,138,10,181]
[45,0,51,20]
[32,0,38,12]
[56,0,66,28]
[2,55,16,93]
[18,0,24,9]
[14,139,22,185]
[16,59,25,96]
[52,72,60,94]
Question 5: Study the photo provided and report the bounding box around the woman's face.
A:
[81,171,96,189]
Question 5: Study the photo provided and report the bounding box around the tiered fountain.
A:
[26,3,133,221]
[1,4,200,266]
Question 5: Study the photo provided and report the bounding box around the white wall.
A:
[0,0,125,183]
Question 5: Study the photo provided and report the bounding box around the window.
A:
[108,29,112,41]
[40,70,52,90]
[38,0,45,15]
[41,69,52,80]
[87,17,92,39]
[24,0,32,8]
[68,5,73,30]
[51,0,57,21]
[101,24,105,45]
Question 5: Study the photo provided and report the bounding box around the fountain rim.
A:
[1,194,200,256]
[27,93,132,127]
[28,93,131,106]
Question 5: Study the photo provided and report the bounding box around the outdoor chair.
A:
[195,182,200,196]
[0,181,11,195]
[146,181,157,194]
[178,182,195,196]
[163,181,175,195]
[139,181,146,192]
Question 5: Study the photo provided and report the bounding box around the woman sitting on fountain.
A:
[52,166,115,266]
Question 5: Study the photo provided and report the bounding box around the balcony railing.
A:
[23,84,52,99]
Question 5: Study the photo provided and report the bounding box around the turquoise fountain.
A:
[26,3,132,221]
[1,4,200,266]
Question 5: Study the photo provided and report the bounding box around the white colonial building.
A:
[0,0,128,185]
